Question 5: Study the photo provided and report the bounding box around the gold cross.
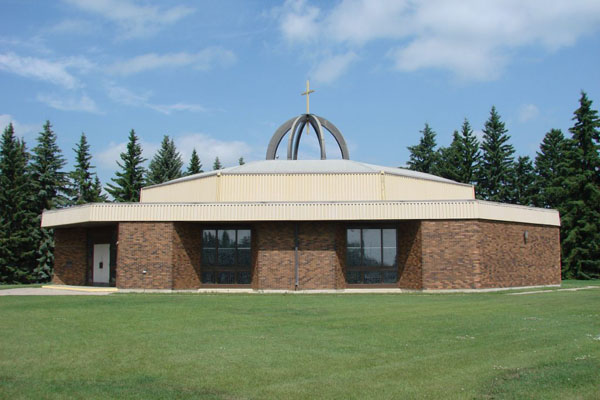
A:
[301,80,315,134]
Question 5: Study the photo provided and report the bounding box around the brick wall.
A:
[478,220,560,288]
[172,223,202,289]
[397,221,422,289]
[418,220,560,290]
[53,228,87,285]
[116,222,174,289]
[254,222,295,290]
[53,219,560,290]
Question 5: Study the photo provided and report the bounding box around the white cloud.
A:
[109,48,236,76]
[106,84,207,115]
[274,0,600,81]
[97,133,252,171]
[518,104,540,122]
[149,103,207,115]
[0,52,93,89]
[37,93,101,113]
[64,0,194,38]
[48,19,97,35]
[0,114,39,140]
[277,0,321,42]
[312,51,357,83]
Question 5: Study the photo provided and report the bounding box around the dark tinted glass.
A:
[347,248,361,267]
[347,229,361,248]
[219,230,236,248]
[346,271,361,284]
[237,271,251,284]
[201,271,215,283]
[363,229,381,266]
[238,230,251,248]
[218,271,235,284]
[364,271,382,284]
[202,248,216,266]
[203,230,216,248]
[238,249,251,267]
[218,248,235,266]
[383,270,398,283]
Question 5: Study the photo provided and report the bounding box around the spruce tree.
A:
[476,106,515,201]
[146,135,183,185]
[561,91,600,279]
[106,129,146,202]
[186,148,203,175]
[533,129,568,209]
[238,157,245,165]
[407,123,437,173]
[0,124,38,283]
[213,156,223,170]
[69,133,104,204]
[511,156,535,206]
[434,132,461,181]
[30,121,68,281]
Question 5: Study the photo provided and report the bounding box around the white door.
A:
[93,244,111,284]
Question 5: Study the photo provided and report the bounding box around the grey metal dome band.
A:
[288,114,326,160]
[265,114,350,160]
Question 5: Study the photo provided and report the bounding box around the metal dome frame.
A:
[265,114,350,160]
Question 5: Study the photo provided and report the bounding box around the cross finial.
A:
[301,80,315,114]
[301,80,315,135]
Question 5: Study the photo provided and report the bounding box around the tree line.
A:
[0,91,598,283]
[406,91,599,280]
[0,125,242,283]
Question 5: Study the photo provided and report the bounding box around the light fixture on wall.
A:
[524,230,529,244]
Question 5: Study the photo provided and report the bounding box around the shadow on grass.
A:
[0,374,248,400]
[478,358,600,399]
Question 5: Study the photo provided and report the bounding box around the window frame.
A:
[345,226,398,286]
[201,227,252,286]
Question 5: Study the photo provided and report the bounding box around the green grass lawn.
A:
[0,284,41,290]
[1,285,599,399]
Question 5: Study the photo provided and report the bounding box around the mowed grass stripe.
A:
[1,287,599,399]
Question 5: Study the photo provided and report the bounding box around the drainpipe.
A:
[294,223,299,290]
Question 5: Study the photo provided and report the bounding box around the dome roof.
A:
[145,159,465,189]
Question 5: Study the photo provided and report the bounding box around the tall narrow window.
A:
[346,228,397,284]
[201,228,252,284]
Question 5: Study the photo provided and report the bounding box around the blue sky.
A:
[1,0,600,186]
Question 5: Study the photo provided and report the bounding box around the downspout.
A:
[294,223,299,290]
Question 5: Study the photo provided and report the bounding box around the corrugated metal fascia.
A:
[41,200,559,227]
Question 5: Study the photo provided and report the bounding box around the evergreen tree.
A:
[69,133,104,204]
[511,156,536,206]
[146,135,183,185]
[30,121,68,281]
[561,91,600,279]
[186,148,203,175]
[0,124,38,283]
[106,129,146,202]
[238,157,245,165]
[533,129,568,209]
[213,156,223,170]
[476,106,515,201]
[407,123,438,173]
[455,119,481,184]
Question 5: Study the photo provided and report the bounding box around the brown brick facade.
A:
[53,228,87,285]
[52,219,560,290]
[116,222,174,289]
[418,220,560,289]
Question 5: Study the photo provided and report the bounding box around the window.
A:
[346,228,397,284]
[201,229,252,284]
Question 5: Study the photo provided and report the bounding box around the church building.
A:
[42,102,561,291]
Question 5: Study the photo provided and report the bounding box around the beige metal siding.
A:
[141,175,218,202]
[384,174,473,201]
[42,200,560,228]
[140,173,474,203]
